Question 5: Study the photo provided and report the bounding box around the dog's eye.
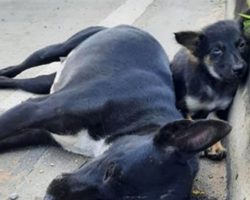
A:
[237,39,246,49]
[210,48,222,56]
[103,162,123,182]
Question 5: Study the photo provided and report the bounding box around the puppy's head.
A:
[175,20,248,81]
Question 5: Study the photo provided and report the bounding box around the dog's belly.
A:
[185,96,231,112]
[50,130,110,157]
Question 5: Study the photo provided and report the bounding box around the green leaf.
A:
[244,26,250,36]
[239,13,250,19]
[239,12,250,38]
[243,20,250,27]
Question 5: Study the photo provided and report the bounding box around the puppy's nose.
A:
[232,64,245,76]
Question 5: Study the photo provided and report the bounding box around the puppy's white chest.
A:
[50,130,109,157]
[185,96,231,112]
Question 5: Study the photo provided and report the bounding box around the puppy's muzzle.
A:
[232,63,246,77]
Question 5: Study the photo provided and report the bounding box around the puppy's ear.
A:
[154,119,231,153]
[174,31,205,53]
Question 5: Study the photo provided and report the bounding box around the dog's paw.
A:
[0,66,17,78]
[203,146,226,161]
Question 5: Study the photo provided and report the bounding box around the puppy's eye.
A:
[210,48,223,56]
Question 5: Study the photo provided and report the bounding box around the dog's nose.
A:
[232,64,245,76]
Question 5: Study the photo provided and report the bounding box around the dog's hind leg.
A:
[0,91,96,141]
[0,129,59,153]
[0,26,106,78]
[0,73,56,94]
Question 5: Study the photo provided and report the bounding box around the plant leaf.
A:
[239,13,250,19]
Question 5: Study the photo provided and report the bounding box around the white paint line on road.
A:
[0,0,153,111]
[99,0,154,27]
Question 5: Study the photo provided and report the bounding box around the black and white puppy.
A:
[0,25,231,200]
[171,20,248,160]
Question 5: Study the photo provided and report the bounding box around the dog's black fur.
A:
[0,25,231,200]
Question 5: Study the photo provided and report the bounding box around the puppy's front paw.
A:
[204,142,226,161]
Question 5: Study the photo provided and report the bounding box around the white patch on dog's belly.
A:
[185,96,231,112]
[50,49,76,94]
[50,130,109,157]
[50,61,65,94]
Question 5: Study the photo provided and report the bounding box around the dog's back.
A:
[50,25,182,141]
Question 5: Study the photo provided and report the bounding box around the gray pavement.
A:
[0,0,227,199]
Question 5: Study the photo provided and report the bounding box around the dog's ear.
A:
[154,119,194,146]
[154,119,231,153]
[174,31,205,53]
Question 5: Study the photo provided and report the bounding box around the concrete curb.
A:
[226,1,250,199]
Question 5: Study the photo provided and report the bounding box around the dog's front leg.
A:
[0,129,59,153]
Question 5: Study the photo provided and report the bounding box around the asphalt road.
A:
[0,0,226,199]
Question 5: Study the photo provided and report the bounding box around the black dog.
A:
[0,25,231,200]
[171,20,248,160]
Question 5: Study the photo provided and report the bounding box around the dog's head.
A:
[175,20,248,82]
[44,119,231,200]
